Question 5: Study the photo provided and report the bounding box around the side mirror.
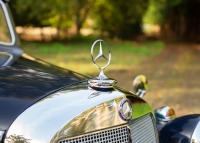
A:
[133,75,148,98]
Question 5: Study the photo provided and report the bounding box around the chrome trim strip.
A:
[191,121,200,143]
[0,1,15,46]
[151,113,159,143]
[0,52,13,66]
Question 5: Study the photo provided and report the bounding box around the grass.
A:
[21,39,164,75]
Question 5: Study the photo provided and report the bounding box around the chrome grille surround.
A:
[129,114,158,143]
[58,114,158,143]
[58,125,130,143]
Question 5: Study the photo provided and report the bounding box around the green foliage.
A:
[70,0,95,34]
[10,0,148,39]
[142,0,169,25]
[9,0,94,34]
[143,0,196,25]
[41,0,73,28]
[10,0,54,26]
[91,0,149,39]
[143,0,167,24]
[8,0,200,41]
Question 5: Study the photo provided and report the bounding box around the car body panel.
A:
[0,54,87,131]
[5,82,154,143]
[159,114,200,143]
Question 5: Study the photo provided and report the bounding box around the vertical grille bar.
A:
[129,114,158,143]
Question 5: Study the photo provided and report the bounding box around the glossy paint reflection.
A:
[0,54,87,99]
[191,121,200,143]
[0,54,87,131]
[159,114,200,143]
[6,83,125,143]
[6,83,154,143]
[51,97,126,142]
[6,134,30,143]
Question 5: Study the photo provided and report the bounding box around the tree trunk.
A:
[161,0,200,43]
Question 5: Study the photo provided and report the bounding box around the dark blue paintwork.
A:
[159,114,200,143]
[0,55,88,131]
[156,119,169,132]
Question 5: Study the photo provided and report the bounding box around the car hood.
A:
[0,53,88,131]
[5,81,153,143]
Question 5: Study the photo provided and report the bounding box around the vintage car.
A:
[0,0,200,143]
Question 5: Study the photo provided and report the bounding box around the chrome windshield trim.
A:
[0,0,15,46]
[0,52,13,66]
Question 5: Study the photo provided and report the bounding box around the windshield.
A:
[0,1,15,46]
[0,4,11,43]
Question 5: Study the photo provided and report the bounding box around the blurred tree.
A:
[9,0,53,27]
[143,0,200,42]
[163,0,200,42]
[9,0,94,39]
[41,0,73,39]
[9,0,200,41]
[43,0,95,37]
[143,0,167,25]
[71,0,95,35]
[91,0,149,39]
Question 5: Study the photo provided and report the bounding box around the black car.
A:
[0,0,200,143]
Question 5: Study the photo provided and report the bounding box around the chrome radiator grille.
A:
[59,126,130,143]
[59,114,157,143]
[129,114,157,143]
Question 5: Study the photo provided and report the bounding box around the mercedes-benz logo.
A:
[89,40,116,87]
[91,39,111,71]
[118,98,132,121]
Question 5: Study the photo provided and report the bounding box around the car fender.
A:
[159,114,200,143]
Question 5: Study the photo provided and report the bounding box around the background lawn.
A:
[21,40,164,76]
[20,41,200,117]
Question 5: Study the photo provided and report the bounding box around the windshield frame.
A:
[0,0,15,46]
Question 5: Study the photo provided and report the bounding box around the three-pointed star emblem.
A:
[91,39,111,71]
[123,102,132,117]
[94,42,108,61]
[118,98,132,121]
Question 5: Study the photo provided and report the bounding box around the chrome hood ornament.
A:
[91,39,111,80]
[88,39,116,91]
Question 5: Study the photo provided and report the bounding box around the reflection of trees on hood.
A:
[6,135,31,143]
